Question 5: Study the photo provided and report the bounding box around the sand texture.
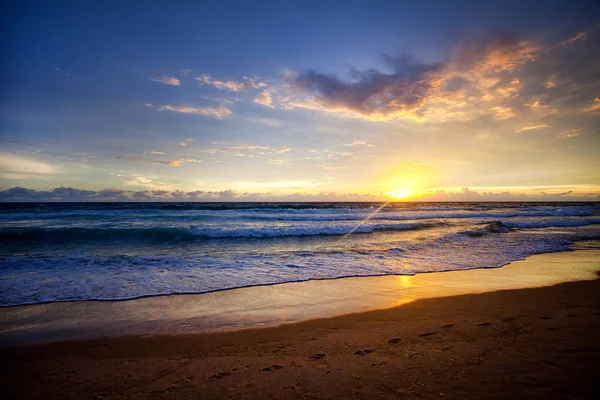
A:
[2,271,600,399]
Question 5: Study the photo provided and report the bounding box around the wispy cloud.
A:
[583,98,600,112]
[152,158,201,167]
[159,105,233,119]
[116,153,201,167]
[561,31,588,45]
[515,124,550,133]
[195,74,267,92]
[0,151,58,179]
[179,138,195,146]
[151,76,181,86]
[557,129,585,138]
[345,140,368,146]
[215,143,292,155]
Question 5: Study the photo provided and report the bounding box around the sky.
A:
[1,0,599,201]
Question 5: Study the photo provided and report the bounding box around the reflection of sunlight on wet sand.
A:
[396,275,412,287]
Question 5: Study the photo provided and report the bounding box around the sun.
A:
[387,189,412,199]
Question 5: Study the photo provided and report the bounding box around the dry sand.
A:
[1,251,600,399]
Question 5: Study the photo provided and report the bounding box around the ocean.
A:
[1,202,599,307]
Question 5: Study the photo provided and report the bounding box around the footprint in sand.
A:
[207,372,230,380]
[566,314,577,317]
[371,361,386,366]
[441,324,454,328]
[262,365,284,372]
[540,316,551,320]
[354,349,373,355]
[477,322,492,327]
[419,332,437,337]
[503,317,515,322]
[308,353,326,360]
[388,338,402,344]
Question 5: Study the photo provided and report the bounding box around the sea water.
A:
[1,202,599,306]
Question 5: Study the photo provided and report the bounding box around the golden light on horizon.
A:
[387,189,413,199]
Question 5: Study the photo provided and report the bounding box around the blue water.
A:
[1,202,599,306]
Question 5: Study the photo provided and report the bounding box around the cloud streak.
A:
[195,74,267,92]
[159,105,232,119]
[151,76,181,86]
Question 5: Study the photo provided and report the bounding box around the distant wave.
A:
[504,218,600,229]
[0,207,594,223]
[0,221,444,243]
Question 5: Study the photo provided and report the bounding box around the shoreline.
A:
[1,248,599,348]
[2,258,599,399]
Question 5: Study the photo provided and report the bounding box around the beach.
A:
[2,249,599,399]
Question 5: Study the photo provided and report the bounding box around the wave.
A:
[0,207,595,225]
[504,218,600,229]
[0,221,444,243]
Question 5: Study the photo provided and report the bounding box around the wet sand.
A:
[1,250,599,399]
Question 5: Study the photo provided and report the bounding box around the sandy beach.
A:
[1,249,600,399]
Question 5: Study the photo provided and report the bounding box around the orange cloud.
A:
[151,76,181,86]
[515,124,550,133]
[583,98,600,112]
[254,89,274,107]
[195,74,267,92]
[282,30,544,122]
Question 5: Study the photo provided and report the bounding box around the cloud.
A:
[116,153,201,167]
[345,140,368,146]
[556,128,585,138]
[583,98,600,112]
[1,186,598,202]
[159,105,232,119]
[180,69,192,76]
[413,187,599,202]
[179,138,195,146]
[152,158,201,167]
[515,124,550,133]
[491,106,516,120]
[212,143,292,155]
[524,100,558,116]
[561,32,588,45]
[151,76,181,86]
[0,151,58,178]
[541,190,573,196]
[254,89,274,107]
[278,26,600,125]
[195,74,267,92]
[280,29,542,121]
